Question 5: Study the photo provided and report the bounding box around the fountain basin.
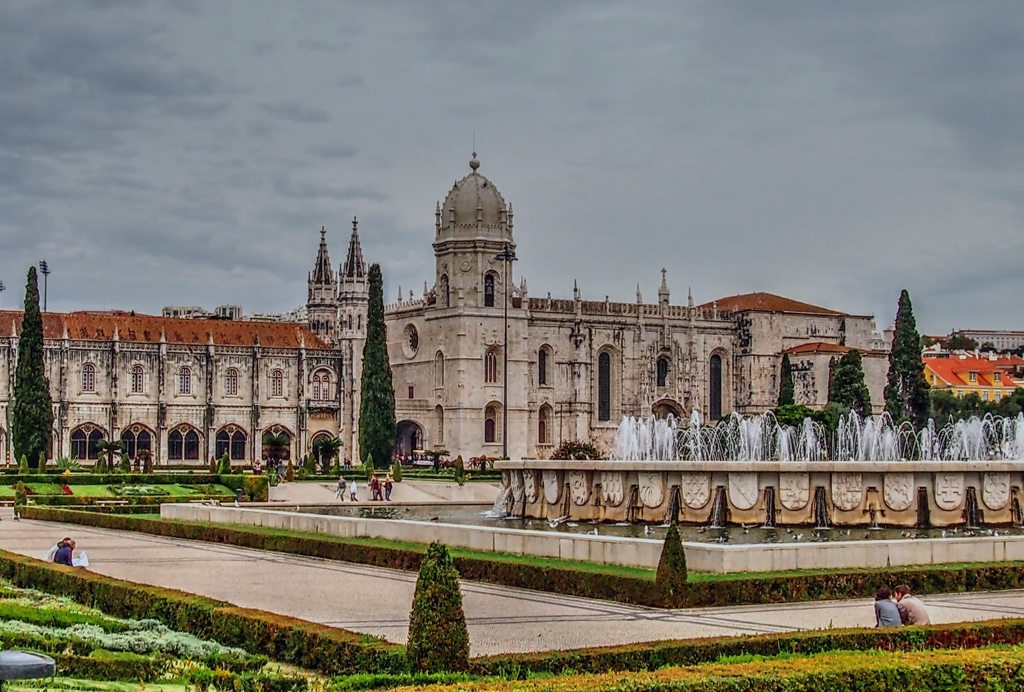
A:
[495,460,1024,528]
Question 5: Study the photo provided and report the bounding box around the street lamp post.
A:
[0,281,5,311]
[38,261,51,312]
[494,244,517,458]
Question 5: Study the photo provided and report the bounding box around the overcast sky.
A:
[1,1,1022,334]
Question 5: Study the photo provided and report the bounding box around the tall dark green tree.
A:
[884,290,930,427]
[828,349,872,417]
[12,267,53,470]
[778,354,795,406]
[358,263,396,469]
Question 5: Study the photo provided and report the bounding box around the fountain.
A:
[496,412,1024,528]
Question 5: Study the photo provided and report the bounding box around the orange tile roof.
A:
[699,292,845,316]
[783,342,851,355]
[0,311,329,349]
[923,355,1018,389]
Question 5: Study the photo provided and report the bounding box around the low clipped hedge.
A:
[28,506,1024,611]
[9,473,224,484]
[0,549,407,675]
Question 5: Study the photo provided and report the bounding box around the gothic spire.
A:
[342,216,366,279]
[310,226,334,284]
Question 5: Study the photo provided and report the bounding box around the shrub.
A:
[94,453,108,474]
[453,456,466,486]
[392,462,403,483]
[303,454,315,476]
[13,482,27,508]
[407,542,469,672]
[550,440,603,460]
[656,524,687,603]
[365,454,375,483]
[217,453,232,476]
[209,456,218,475]
[285,459,295,482]
[118,453,131,474]
[18,456,28,475]
[242,475,270,502]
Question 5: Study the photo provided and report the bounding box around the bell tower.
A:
[306,226,338,345]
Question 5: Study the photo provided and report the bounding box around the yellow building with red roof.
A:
[923,352,1024,403]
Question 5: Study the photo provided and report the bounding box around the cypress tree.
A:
[828,349,872,417]
[656,524,688,604]
[407,542,469,672]
[778,354,795,406]
[884,290,930,427]
[11,267,53,471]
[358,264,396,469]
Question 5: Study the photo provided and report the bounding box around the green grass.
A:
[8,681,191,692]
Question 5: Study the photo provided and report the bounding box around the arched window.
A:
[178,367,192,395]
[270,369,284,397]
[215,426,247,461]
[484,274,495,307]
[120,426,152,459]
[224,368,238,396]
[434,352,445,388]
[130,365,144,394]
[484,350,498,383]
[311,370,331,400]
[435,405,444,445]
[538,347,550,386]
[709,354,723,420]
[168,427,201,461]
[484,405,498,443]
[598,352,612,422]
[656,356,669,388]
[440,274,450,308]
[70,425,104,460]
[82,364,96,392]
[538,405,552,445]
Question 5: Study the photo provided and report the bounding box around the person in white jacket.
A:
[349,479,358,501]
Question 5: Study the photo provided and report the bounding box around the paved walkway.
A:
[268,480,500,505]
[1,518,1021,656]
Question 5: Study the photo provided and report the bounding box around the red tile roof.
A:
[783,342,851,355]
[924,355,1019,389]
[699,292,845,316]
[0,311,328,349]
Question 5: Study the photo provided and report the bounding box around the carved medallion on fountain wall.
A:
[568,470,591,506]
[600,472,625,506]
[522,469,538,503]
[934,473,965,511]
[779,473,810,511]
[638,472,666,508]
[542,470,563,505]
[831,473,863,511]
[883,473,915,512]
[681,472,710,508]
[983,473,1011,511]
[728,473,759,510]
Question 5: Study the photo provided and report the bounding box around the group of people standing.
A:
[874,585,930,627]
[334,473,393,501]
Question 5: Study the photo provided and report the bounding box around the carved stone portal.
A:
[568,470,591,506]
[728,473,759,511]
[601,472,625,506]
[510,470,524,504]
[522,469,538,504]
[934,473,965,511]
[681,472,710,508]
[638,472,666,508]
[779,473,810,511]
[983,472,1011,511]
[883,473,915,512]
[542,470,563,505]
[831,473,863,512]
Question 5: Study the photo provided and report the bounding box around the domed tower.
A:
[433,154,515,309]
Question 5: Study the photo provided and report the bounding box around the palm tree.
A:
[95,439,122,473]
[262,432,291,467]
[312,436,342,473]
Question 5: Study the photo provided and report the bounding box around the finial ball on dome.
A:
[469,152,480,171]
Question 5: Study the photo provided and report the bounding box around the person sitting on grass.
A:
[46,537,72,562]
[874,586,902,627]
[53,539,75,566]
[894,585,930,625]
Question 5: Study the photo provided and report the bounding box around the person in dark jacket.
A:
[874,586,902,627]
[53,539,75,566]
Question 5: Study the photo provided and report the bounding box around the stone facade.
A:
[0,312,341,466]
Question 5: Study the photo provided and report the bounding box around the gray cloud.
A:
[259,101,330,124]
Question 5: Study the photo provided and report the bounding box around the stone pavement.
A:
[268,480,500,505]
[1,518,1022,656]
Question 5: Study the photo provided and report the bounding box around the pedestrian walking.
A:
[894,585,930,625]
[370,473,382,501]
[384,474,393,501]
[874,587,902,627]
[335,475,347,501]
[349,479,358,501]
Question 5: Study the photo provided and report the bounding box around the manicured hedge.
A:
[28,506,1024,612]
[9,473,223,484]
[0,548,407,675]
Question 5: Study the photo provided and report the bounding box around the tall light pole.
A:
[0,281,5,311]
[494,244,517,458]
[38,260,51,312]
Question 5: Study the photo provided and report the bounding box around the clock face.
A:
[402,324,419,359]
[460,260,472,272]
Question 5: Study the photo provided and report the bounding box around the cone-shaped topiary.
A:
[365,453,375,482]
[392,461,403,483]
[407,542,469,672]
[656,523,688,604]
[303,453,315,476]
[118,453,131,474]
[14,482,27,508]
[453,455,466,486]
[208,455,218,474]
[94,452,108,474]
[285,459,295,482]
[217,453,231,475]
[18,455,28,475]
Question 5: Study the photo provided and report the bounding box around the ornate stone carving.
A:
[831,473,863,512]
[728,473,759,511]
[983,472,1011,511]
[600,471,625,506]
[883,473,915,512]
[542,470,563,505]
[638,472,666,508]
[779,473,810,511]
[568,470,591,506]
[681,472,710,509]
[522,469,538,504]
[934,473,965,511]
[509,470,524,504]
